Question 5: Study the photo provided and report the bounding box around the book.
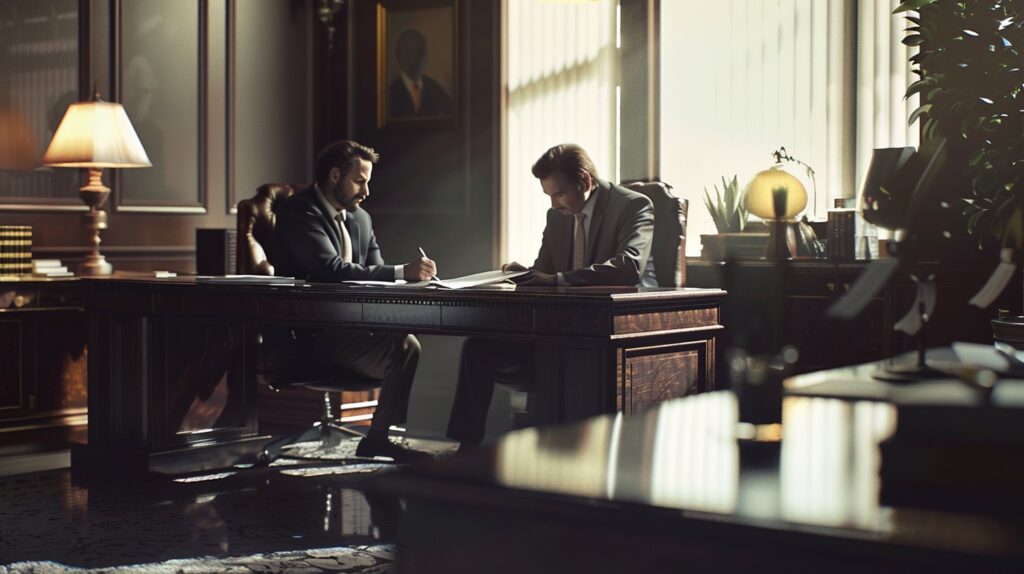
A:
[33,269,73,277]
[1,225,32,276]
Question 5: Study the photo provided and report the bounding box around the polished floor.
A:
[0,437,455,572]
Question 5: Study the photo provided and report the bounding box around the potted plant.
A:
[898,0,1023,250]
[700,175,767,260]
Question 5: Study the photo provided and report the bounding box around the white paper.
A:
[343,269,528,289]
[196,275,300,285]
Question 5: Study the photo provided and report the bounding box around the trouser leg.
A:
[312,331,421,432]
[446,338,532,446]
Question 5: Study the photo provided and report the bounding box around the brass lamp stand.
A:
[43,95,151,276]
[79,168,113,276]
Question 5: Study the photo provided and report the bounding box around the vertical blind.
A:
[660,0,918,254]
[503,0,618,266]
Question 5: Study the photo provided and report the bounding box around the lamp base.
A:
[763,219,796,260]
[78,254,113,276]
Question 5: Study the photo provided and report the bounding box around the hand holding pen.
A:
[403,247,437,281]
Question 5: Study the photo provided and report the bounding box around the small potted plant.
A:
[701,175,767,259]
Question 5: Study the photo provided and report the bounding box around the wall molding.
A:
[110,0,210,214]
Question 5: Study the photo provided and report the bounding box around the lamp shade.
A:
[743,166,807,220]
[43,100,151,168]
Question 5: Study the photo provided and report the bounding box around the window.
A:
[502,0,619,265]
[660,0,918,255]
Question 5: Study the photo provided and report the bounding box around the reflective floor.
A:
[0,437,455,571]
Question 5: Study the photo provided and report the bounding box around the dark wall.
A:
[0,0,312,272]
[315,0,502,436]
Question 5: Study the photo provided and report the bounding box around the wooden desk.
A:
[371,367,1024,573]
[73,278,724,474]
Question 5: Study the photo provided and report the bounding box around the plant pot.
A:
[992,316,1024,350]
[700,233,769,260]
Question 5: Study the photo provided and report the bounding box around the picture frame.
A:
[376,0,458,130]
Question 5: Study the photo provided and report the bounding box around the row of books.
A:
[0,225,33,276]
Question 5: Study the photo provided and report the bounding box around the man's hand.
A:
[515,270,557,286]
[404,257,437,282]
[501,261,528,273]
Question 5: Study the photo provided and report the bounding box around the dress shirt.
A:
[401,72,424,113]
[314,185,404,280]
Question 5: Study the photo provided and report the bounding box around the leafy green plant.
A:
[898,0,1024,247]
[704,175,748,233]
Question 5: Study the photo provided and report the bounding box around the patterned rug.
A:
[1,545,394,573]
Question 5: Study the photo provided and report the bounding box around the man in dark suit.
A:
[388,28,453,119]
[273,140,436,462]
[446,144,654,448]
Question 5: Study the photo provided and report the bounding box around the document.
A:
[344,269,528,290]
[195,274,301,285]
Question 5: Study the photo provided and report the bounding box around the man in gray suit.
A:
[446,144,654,448]
[273,140,436,462]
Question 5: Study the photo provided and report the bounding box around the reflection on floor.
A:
[0,437,456,572]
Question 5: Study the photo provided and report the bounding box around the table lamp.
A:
[43,95,151,275]
[744,163,807,259]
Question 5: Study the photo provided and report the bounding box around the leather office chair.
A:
[622,180,688,287]
[237,183,382,462]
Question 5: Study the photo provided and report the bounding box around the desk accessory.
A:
[43,93,151,276]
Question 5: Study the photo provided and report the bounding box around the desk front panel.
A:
[79,279,725,471]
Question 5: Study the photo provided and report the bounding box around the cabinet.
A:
[0,279,86,453]
[688,259,1022,375]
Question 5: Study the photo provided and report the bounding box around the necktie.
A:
[410,82,423,114]
[336,213,353,263]
[572,212,587,269]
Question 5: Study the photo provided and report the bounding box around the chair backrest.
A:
[622,180,688,288]
[235,183,302,275]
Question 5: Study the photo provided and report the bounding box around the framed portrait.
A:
[376,0,458,129]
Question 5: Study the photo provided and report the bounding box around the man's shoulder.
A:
[348,206,374,226]
[602,180,653,210]
[277,186,320,217]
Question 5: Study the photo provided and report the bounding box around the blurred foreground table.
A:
[372,360,1024,573]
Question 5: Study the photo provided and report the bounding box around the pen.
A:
[418,246,437,281]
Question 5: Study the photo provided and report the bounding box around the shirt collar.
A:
[579,184,597,219]
[401,72,422,93]
[313,183,346,221]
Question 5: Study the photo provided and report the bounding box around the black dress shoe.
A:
[355,436,433,464]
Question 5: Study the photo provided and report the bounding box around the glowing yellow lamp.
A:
[744,166,808,259]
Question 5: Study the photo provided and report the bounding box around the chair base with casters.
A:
[257,370,383,466]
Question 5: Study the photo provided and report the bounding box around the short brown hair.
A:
[531,144,599,188]
[315,140,379,188]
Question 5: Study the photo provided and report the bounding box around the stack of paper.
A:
[32,259,73,277]
[195,274,301,285]
[344,269,528,289]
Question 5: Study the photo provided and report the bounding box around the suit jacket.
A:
[389,75,453,118]
[533,179,654,286]
[273,185,397,282]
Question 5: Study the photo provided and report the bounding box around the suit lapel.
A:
[309,187,343,253]
[585,182,610,264]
